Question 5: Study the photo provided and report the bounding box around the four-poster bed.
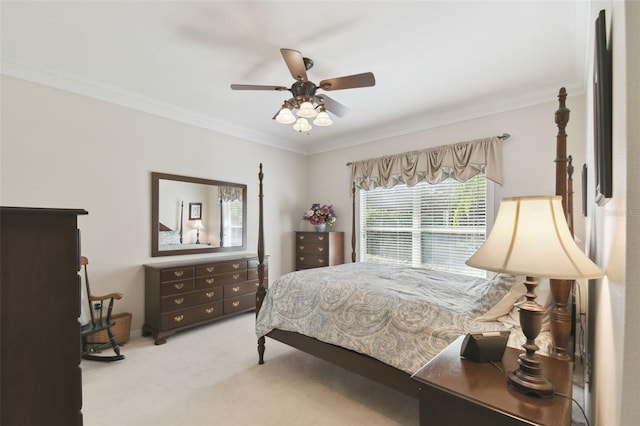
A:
[254,88,576,398]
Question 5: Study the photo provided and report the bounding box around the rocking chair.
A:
[80,256,125,361]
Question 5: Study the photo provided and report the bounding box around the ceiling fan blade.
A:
[231,84,289,91]
[318,72,376,91]
[280,48,308,82]
[315,94,350,118]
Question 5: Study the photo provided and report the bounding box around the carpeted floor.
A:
[81,312,418,426]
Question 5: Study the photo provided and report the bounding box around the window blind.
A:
[359,173,487,277]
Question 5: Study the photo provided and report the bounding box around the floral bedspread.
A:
[255,262,521,374]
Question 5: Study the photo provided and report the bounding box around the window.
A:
[358,173,488,277]
[221,200,243,247]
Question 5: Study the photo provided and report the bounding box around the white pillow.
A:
[477,278,526,321]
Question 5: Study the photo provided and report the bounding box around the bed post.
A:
[550,87,573,361]
[256,163,266,364]
[351,181,356,262]
[179,201,184,244]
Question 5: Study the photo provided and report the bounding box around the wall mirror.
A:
[151,172,247,257]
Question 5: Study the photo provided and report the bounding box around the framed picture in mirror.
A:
[189,202,202,220]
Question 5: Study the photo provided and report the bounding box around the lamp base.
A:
[508,354,554,398]
[508,276,555,399]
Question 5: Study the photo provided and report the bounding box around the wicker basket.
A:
[86,312,132,346]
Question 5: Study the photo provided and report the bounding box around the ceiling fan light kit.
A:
[231,48,375,133]
[313,110,333,127]
[275,106,296,124]
[293,117,312,132]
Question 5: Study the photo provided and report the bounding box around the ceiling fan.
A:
[230,48,375,132]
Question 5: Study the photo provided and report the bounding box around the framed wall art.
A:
[593,9,612,206]
[189,202,202,220]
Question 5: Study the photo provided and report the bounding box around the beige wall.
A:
[586,1,639,425]
[0,75,308,332]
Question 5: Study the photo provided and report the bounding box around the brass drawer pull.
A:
[173,315,184,322]
[232,263,240,269]
[318,247,324,252]
[173,270,184,277]
[174,283,184,290]
[232,273,240,280]
[299,235,305,240]
[206,278,215,284]
[298,245,304,250]
[318,259,325,264]
[232,301,240,307]
[206,291,215,298]
[299,257,304,261]
[206,266,215,272]
[174,297,184,305]
[205,307,215,314]
[317,236,325,241]
[232,286,240,292]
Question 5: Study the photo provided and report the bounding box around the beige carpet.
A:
[81,312,418,426]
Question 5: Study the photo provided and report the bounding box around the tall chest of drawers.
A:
[295,231,344,271]
[143,254,268,344]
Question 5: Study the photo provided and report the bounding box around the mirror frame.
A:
[151,172,247,257]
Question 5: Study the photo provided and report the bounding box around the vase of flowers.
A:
[303,203,337,232]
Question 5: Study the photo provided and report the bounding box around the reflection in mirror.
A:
[151,172,247,257]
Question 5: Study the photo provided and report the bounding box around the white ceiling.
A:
[1,1,591,155]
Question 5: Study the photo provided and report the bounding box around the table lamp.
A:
[193,220,204,244]
[466,195,604,398]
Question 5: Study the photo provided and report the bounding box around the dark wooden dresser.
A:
[295,231,344,270]
[143,254,268,344]
[1,207,87,426]
[412,335,573,426]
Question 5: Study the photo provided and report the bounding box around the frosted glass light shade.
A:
[466,196,604,279]
[313,111,333,127]
[293,117,311,132]
[276,107,296,124]
[297,101,318,118]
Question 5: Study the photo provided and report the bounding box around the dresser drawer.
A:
[160,287,223,312]
[248,267,268,281]
[160,292,197,312]
[161,301,223,330]
[224,280,258,298]
[160,279,195,296]
[224,293,255,314]
[195,271,247,289]
[160,267,195,283]
[296,241,328,255]
[296,232,330,244]
[196,260,247,277]
[248,258,268,269]
[296,254,328,268]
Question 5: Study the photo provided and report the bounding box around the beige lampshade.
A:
[466,196,604,279]
[193,220,204,230]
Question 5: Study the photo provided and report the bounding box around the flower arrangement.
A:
[302,203,337,226]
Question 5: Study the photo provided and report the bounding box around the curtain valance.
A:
[351,136,503,190]
[219,186,243,202]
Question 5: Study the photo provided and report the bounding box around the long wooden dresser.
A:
[143,254,268,344]
[295,231,344,271]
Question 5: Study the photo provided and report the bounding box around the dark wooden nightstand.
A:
[412,335,573,426]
